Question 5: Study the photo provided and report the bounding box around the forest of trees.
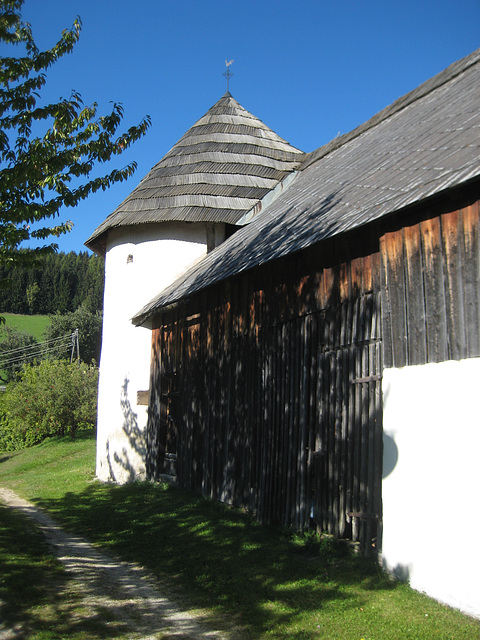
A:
[0,251,104,315]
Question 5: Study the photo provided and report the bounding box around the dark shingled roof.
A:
[85,93,304,255]
[133,47,480,326]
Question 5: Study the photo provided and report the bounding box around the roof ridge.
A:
[85,92,304,254]
[302,47,480,171]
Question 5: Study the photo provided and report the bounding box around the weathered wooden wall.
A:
[147,244,384,555]
[146,199,480,557]
[381,202,480,367]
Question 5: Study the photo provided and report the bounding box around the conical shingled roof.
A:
[86,93,304,254]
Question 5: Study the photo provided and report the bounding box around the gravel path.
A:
[0,487,228,640]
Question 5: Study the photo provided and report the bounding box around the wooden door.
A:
[311,292,383,557]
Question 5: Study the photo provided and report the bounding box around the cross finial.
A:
[223,59,234,92]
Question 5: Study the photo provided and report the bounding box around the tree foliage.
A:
[0,322,37,381]
[0,250,104,314]
[45,303,102,364]
[0,0,150,270]
[0,359,98,449]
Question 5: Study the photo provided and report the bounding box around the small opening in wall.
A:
[127,254,134,264]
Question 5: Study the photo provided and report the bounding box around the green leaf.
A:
[0,0,151,269]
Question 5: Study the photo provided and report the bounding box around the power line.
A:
[0,331,78,369]
[0,334,71,357]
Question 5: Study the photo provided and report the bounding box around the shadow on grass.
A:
[32,481,395,638]
[0,502,132,639]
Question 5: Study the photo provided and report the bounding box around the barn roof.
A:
[133,47,480,326]
[85,93,304,255]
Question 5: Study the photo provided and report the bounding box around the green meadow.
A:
[0,313,51,340]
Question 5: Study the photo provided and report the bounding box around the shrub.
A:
[0,325,39,383]
[44,304,103,365]
[0,359,98,450]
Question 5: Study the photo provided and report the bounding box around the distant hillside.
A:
[0,251,104,315]
[1,313,51,341]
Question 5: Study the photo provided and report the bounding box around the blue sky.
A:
[10,0,480,254]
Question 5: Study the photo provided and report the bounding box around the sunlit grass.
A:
[1,434,479,639]
[0,313,51,340]
[0,500,139,639]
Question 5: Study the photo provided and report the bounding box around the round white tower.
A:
[85,93,304,482]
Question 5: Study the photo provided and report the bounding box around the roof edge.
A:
[302,47,480,171]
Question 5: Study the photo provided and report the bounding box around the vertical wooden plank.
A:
[462,202,480,357]
[270,287,280,524]
[345,341,356,539]
[297,314,310,529]
[246,282,256,512]
[322,266,335,312]
[231,281,241,506]
[338,344,348,537]
[318,323,329,533]
[244,289,254,511]
[260,326,270,522]
[359,343,370,554]
[350,257,364,299]
[380,231,407,368]
[403,224,427,365]
[305,312,316,527]
[306,311,318,527]
[207,302,215,498]
[279,321,289,523]
[271,323,281,523]
[366,341,377,557]
[421,217,448,363]
[352,341,362,542]
[221,298,229,502]
[362,254,373,294]
[313,326,325,533]
[295,315,304,528]
[260,326,271,522]
[253,286,265,517]
[286,319,297,525]
[441,209,466,360]
[214,300,223,502]
[328,348,336,535]
[191,318,203,492]
[224,285,234,503]
[373,338,383,554]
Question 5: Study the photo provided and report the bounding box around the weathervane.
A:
[223,59,234,92]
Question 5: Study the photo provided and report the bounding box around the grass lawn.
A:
[0,501,142,640]
[0,313,51,340]
[1,433,479,639]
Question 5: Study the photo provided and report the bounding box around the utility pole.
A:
[70,329,80,362]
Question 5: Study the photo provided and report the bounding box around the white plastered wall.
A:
[382,358,480,619]
[96,222,215,483]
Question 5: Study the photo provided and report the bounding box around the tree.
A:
[0,1,150,273]
[0,250,104,313]
[44,303,103,364]
[25,279,38,313]
[0,359,99,449]
[0,323,37,381]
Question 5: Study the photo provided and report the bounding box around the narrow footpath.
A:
[0,488,228,640]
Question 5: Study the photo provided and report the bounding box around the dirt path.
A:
[0,488,228,640]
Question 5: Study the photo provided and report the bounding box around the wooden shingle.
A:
[85,93,304,255]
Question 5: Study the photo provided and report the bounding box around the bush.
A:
[0,360,98,450]
[0,325,39,383]
[44,304,103,364]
